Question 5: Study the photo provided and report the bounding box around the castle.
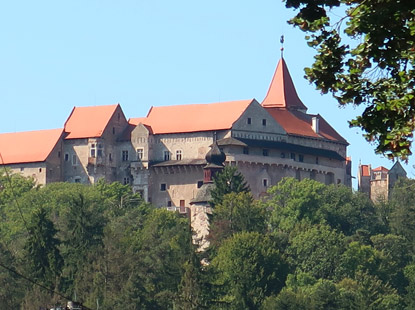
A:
[0,58,351,211]
[357,161,407,203]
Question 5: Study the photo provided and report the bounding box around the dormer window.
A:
[164,151,170,161]
[176,150,182,160]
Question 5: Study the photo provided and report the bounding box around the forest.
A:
[1,167,415,309]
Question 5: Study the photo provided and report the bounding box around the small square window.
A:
[123,177,130,185]
[74,178,81,183]
[160,183,167,191]
[247,118,252,125]
[263,149,269,156]
[262,119,267,126]
[167,201,172,207]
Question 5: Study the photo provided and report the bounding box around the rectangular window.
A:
[72,154,77,165]
[164,151,170,161]
[109,153,112,162]
[137,148,144,160]
[299,154,304,162]
[167,201,172,207]
[160,183,167,191]
[263,179,268,187]
[243,147,249,155]
[90,148,96,158]
[316,157,319,164]
[280,152,286,158]
[176,150,182,160]
[64,153,69,161]
[197,181,203,188]
[123,177,130,185]
[263,149,269,157]
[97,149,103,157]
[247,117,252,125]
[290,153,296,161]
[122,150,129,161]
[262,119,267,126]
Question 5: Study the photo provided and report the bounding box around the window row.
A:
[246,117,267,126]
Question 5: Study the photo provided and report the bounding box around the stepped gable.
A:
[0,128,63,164]
[129,100,254,134]
[64,104,120,139]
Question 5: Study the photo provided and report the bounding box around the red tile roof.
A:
[373,166,389,172]
[265,108,348,144]
[130,100,254,134]
[0,129,63,165]
[262,57,308,111]
[64,104,119,139]
[361,164,370,177]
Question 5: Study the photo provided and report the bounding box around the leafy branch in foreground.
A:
[284,0,415,159]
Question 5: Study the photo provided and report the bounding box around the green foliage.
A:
[284,0,415,159]
[25,207,63,288]
[288,223,345,279]
[209,192,267,249]
[210,166,249,207]
[212,231,288,310]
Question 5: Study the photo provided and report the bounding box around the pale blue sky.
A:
[1,0,412,184]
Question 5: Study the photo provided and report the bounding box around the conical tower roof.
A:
[262,58,307,112]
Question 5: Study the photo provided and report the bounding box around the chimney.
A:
[312,116,319,134]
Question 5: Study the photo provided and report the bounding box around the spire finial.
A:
[280,35,284,58]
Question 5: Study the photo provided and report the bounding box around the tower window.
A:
[137,148,144,160]
[122,150,129,161]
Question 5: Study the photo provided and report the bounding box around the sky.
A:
[0,0,413,186]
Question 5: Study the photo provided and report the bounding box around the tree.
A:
[25,207,63,288]
[284,0,415,159]
[288,223,345,279]
[211,231,288,310]
[210,166,249,207]
[208,192,267,248]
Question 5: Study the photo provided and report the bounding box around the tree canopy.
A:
[283,0,415,159]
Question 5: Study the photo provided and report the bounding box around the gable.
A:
[64,104,121,139]
[131,99,254,134]
[0,129,63,165]
[232,99,286,135]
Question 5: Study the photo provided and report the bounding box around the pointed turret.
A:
[262,58,307,112]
